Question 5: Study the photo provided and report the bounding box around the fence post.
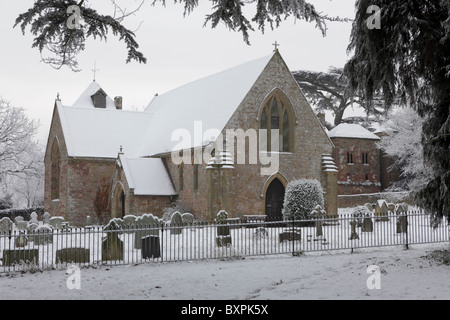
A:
[160,223,164,263]
[405,211,409,250]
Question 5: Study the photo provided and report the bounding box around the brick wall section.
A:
[338,192,413,208]
[331,137,382,195]
[67,158,116,225]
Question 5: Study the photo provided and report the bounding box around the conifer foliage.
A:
[345,0,450,221]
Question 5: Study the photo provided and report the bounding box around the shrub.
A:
[351,206,372,227]
[282,179,324,221]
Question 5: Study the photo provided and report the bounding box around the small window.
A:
[179,164,184,192]
[193,164,199,191]
[347,152,354,164]
[365,173,369,181]
[362,152,369,164]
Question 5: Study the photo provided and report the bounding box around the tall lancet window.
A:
[259,90,294,152]
[51,139,61,200]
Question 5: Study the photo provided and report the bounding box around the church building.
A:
[44,51,338,224]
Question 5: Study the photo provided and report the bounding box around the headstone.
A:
[43,212,51,224]
[0,217,13,234]
[102,219,124,261]
[349,220,360,240]
[134,214,160,249]
[56,248,90,264]
[170,211,183,235]
[216,210,231,247]
[122,215,137,231]
[14,216,24,224]
[30,212,39,224]
[2,249,39,266]
[361,215,374,232]
[34,225,53,245]
[396,214,408,234]
[375,200,389,221]
[141,236,161,259]
[27,223,39,242]
[49,216,65,230]
[16,221,28,232]
[181,213,194,225]
[279,228,301,242]
[15,232,28,248]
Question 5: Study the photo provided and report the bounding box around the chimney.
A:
[114,96,123,110]
[317,112,326,128]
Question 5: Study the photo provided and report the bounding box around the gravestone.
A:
[34,225,53,245]
[43,212,51,224]
[254,227,268,238]
[0,217,13,234]
[30,212,39,224]
[349,221,360,240]
[396,214,408,234]
[102,219,124,261]
[216,210,232,247]
[134,214,160,249]
[56,248,90,264]
[27,223,39,242]
[170,211,183,235]
[279,228,302,242]
[122,215,137,232]
[14,216,24,225]
[181,213,194,226]
[16,221,28,233]
[141,236,161,259]
[361,215,374,232]
[14,232,28,248]
[375,200,389,221]
[2,249,39,266]
[49,216,65,230]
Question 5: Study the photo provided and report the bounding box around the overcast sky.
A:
[0,1,356,144]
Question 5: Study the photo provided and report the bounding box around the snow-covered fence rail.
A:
[0,211,448,272]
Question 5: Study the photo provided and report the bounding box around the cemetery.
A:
[0,204,448,273]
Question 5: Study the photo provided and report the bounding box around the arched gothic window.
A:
[259,90,294,152]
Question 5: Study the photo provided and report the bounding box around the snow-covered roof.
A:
[327,123,381,140]
[57,53,277,158]
[72,81,117,109]
[57,101,153,158]
[119,156,177,196]
[138,53,275,156]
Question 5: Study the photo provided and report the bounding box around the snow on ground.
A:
[1,243,450,300]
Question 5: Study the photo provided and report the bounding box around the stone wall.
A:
[338,191,413,208]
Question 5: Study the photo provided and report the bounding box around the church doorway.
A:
[112,183,126,219]
[265,178,285,221]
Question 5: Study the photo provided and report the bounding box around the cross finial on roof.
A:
[273,41,280,52]
[56,92,60,101]
[92,62,100,82]
[119,145,124,154]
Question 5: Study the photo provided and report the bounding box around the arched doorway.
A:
[112,183,126,218]
[265,178,285,221]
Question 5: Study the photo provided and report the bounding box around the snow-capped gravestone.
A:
[181,213,194,226]
[16,221,28,233]
[29,212,39,224]
[311,205,326,238]
[362,215,374,233]
[14,216,24,224]
[49,216,65,230]
[134,214,160,250]
[349,220,360,240]
[102,219,124,261]
[122,215,137,232]
[169,211,183,235]
[27,223,39,242]
[216,210,232,247]
[43,212,51,224]
[0,217,13,234]
[34,225,53,245]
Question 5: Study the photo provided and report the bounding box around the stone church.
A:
[44,51,338,224]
